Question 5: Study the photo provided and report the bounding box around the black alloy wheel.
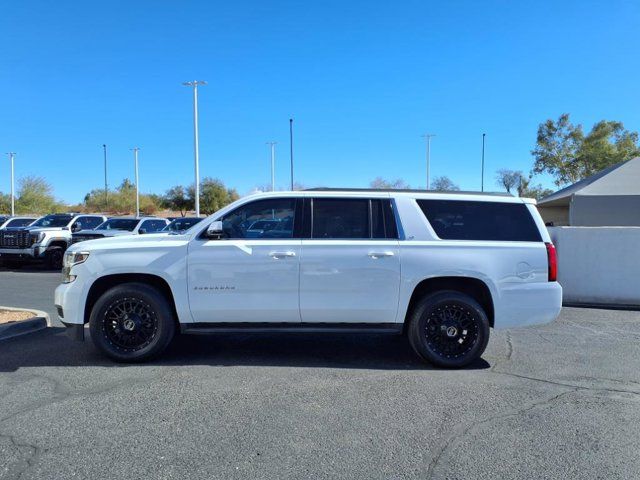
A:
[408,291,490,368]
[102,297,159,352]
[89,283,176,362]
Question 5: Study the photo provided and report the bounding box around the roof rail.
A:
[303,187,513,197]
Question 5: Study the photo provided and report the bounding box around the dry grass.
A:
[0,309,35,324]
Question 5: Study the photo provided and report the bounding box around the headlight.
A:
[30,232,45,244]
[62,251,90,283]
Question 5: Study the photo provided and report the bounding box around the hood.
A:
[74,229,134,237]
[3,226,67,233]
[68,231,188,252]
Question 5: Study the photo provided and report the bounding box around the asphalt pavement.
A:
[0,269,639,479]
[0,267,60,324]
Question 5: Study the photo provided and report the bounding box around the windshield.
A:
[95,218,140,231]
[163,218,202,232]
[31,214,74,228]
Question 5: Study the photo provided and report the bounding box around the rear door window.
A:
[312,199,369,239]
[417,200,542,242]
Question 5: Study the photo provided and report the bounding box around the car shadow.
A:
[0,327,491,372]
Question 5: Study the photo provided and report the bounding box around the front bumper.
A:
[0,246,45,261]
[55,280,86,337]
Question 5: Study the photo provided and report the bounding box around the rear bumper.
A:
[494,281,563,329]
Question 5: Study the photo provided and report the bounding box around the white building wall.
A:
[548,227,640,305]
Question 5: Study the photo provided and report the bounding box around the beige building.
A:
[538,157,640,226]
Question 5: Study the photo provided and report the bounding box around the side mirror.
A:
[71,223,81,232]
[205,221,225,239]
[138,228,146,235]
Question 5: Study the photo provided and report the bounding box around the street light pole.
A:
[131,147,140,217]
[183,80,207,217]
[421,134,436,190]
[103,144,108,210]
[481,133,486,192]
[6,152,16,216]
[266,142,277,191]
[289,118,294,191]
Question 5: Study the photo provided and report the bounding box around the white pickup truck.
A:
[55,190,562,368]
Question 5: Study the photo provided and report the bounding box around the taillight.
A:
[545,242,557,282]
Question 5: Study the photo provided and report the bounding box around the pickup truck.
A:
[55,190,562,368]
[71,217,170,244]
[0,213,106,268]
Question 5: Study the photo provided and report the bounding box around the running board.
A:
[180,322,403,335]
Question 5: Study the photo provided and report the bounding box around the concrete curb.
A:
[0,306,50,341]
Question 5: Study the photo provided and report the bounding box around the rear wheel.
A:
[89,283,176,362]
[408,291,490,368]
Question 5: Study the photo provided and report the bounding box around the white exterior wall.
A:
[548,227,640,305]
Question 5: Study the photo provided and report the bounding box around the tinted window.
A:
[6,218,35,228]
[76,216,103,230]
[371,200,384,239]
[163,218,202,232]
[417,200,542,242]
[222,199,295,239]
[31,214,74,228]
[141,220,168,232]
[312,199,369,239]
[97,219,139,231]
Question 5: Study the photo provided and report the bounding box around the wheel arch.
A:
[47,239,69,250]
[83,273,180,328]
[404,276,495,329]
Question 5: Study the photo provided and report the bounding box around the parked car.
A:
[71,217,170,244]
[0,216,38,229]
[0,213,107,268]
[162,217,203,233]
[55,190,562,367]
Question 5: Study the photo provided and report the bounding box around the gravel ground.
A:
[0,310,34,324]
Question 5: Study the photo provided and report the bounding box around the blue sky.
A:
[1,0,639,203]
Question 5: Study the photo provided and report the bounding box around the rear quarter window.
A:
[417,199,542,242]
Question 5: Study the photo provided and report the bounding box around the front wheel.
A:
[407,291,490,368]
[45,247,64,270]
[89,283,176,362]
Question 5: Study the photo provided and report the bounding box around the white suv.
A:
[55,190,562,368]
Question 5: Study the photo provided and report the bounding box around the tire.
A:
[407,290,490,369]
[45,247,64,270]
[89,283,176,362]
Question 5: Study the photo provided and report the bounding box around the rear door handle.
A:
[368,251,395,259]
[269,251,296,259]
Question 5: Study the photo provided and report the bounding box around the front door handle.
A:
[368,251,395,259]
[269,251,296,259]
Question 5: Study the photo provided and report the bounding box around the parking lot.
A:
[0,269,639,480]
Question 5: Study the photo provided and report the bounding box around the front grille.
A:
[0,230,31,248]
[71,233,104,244]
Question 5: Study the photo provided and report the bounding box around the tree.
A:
[0,192,10,214]
[532,114,640,186]
[83,179,163,215]
[495,169,522,193]
[369,177,411,189]
[430,176,460,191]
[15,176,62,214]
[517,176,554,201]
[189,177,239,215]
[163,186,193,216]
